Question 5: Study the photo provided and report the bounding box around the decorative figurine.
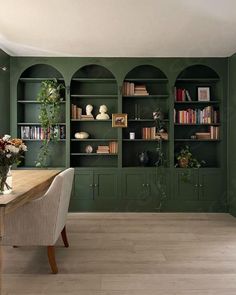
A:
[153,107,166,133]
[138,151,149,166]
[96,105,110,120]
[86,104,94,118]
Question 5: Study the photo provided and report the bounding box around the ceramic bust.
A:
[86,104,94,118]
[96,104,110,120]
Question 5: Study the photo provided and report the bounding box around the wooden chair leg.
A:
[47,246,58,274]
[61,226,69,248]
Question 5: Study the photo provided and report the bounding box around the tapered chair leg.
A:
[61,226,69,248]
[47,246,58,274]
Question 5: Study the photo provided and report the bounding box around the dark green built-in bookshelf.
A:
[10,58,227,212]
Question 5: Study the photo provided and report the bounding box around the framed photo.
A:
[197,87,210,101]
[112,113,128,128]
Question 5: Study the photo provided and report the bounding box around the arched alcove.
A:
[17,64,66,167]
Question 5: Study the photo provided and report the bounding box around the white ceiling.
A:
[0,0,236,57]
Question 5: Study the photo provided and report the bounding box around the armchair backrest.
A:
[42,168,75,244]
[2,168,75,246]
[54,168,74,241]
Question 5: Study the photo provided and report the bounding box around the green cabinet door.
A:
[198,169,223,201]
[73,171,94,200]
[174,169,198,201]
[94,170,118,199]
[122,171,147,200]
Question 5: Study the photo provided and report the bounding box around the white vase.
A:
[0,166,12,195]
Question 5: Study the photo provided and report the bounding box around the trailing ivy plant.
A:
[36,79,64,167]
[155,139,168,212]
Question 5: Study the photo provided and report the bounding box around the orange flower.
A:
[10,138,23,147]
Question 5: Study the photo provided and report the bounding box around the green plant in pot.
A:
[36,80,64,167]
[175,145,205,168]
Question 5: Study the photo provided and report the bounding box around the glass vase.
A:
[0,166,12,195]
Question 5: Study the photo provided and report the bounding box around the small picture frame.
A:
[112,113,128,128]
[197,87,210,101]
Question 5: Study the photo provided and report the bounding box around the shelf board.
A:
[124,78,168,83]
[174,123,220,126]
[71,119,111,122]
[71,94,118,98]
[19,78,64,83]
[17,123,66,125]
[71,153,117,156]
[18,100,65,104]
[128,119,169,122]
[175,139,220,142]
[21,139,66,142]
[71,139,117,141]
[176,78,220,82]
[123,139,168,142]
[71,78,116,82]
[123,95,169,98]
[174,101,220,104]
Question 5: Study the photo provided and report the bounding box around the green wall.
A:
[229,53,236,216]
[0,49,10,136]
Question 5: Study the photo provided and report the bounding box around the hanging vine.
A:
[36,79,65,167]
[155,139,168,211]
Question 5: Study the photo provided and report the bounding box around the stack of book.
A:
[21,126,66,140]
[96,145,110,154]
[134,84,149,96]
[195,132,211,140]
[142,127,156,140]
[80,115,94,120]
[71,104,82,119]
[122,82,149,96]
[109,141,118,154]
[175,88,192,101]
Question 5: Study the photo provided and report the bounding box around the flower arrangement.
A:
[0,135,27,193]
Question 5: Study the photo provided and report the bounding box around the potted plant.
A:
[175,145,205,168]
[36,80,64,167]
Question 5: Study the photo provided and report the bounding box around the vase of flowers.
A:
[0,135,27,194]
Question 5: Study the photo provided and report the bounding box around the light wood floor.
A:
[2,213,236,294]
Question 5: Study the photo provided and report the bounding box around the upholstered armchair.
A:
[2,168,75,274]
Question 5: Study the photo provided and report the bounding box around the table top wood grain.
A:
[0,169,62,213]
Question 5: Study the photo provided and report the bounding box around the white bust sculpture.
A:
[86,104,94,117]
[96,104,110,120]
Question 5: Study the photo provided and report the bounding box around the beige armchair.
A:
[2,168,75,274]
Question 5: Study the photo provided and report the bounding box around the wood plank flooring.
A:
[2,213,236,294]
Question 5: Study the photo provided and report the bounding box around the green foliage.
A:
[175,145,205,168]
[36,80,64,167]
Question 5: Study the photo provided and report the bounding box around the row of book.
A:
[174,107,219,124]
[175,88,192,101]
[209,126,220,140]
[122,82,149,96]
[96,142,118,154]
[20,126,66,140]
[142,127,156,140]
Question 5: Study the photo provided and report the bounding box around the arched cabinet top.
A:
[175,64,220,81]
[71,64,116,80]
[124,64,168,80]
[19,64,64,81]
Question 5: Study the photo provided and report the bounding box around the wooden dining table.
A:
[0,169,62,238]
